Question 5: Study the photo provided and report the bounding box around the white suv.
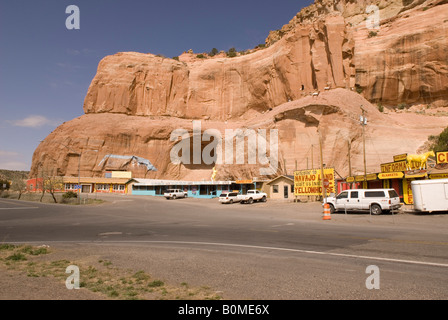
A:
[219,192,241,204]
[164,189,186,200]
[326,189,400,215]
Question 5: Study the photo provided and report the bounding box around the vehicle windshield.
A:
[336,192,348,199]
[220,193,228,197]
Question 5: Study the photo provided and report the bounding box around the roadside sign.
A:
[323,179,330,189]
[294,168,335,196]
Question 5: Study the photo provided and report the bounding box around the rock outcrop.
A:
[30,0,448,181]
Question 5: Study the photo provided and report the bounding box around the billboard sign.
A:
[294,168,335,196]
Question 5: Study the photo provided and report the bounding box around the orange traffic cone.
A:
[323,203,331,221]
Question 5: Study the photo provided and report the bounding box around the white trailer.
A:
[411,179,448,212]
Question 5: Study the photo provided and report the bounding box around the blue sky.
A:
[0,0,313,171]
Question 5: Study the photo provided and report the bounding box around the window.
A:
[365,191,385,198]
[350,191,359,199]
[273,185,279,193]
[388,190,399,198]
[337,192,349,199]
[200,185,208,195]
[97,184,110,191]
[155,186,164,195]
[113,185,125,191]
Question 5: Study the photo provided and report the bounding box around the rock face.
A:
[30,0,448,181]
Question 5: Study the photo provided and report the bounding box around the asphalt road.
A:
[0,196,447,300]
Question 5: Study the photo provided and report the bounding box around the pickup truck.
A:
[164,189,186,200]
[238,190,267,204]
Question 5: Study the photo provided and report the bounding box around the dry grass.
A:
[0,244,222,300]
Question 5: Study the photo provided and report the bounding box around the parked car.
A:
[238,190,267,204]
[164,189,186,200]
[219,192,241,204]
[325,189,400,215]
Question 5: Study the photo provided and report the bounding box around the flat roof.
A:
[62,177,133,184]
[132,179,232,186]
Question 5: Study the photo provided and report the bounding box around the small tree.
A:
[39,168,63,203]
[10,178,27,200]
[227,47,237,58]
[44,176,64,203]
[209,48,219,57]
[428,127,448,152]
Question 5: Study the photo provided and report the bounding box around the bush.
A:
[196,54,205,59]
[368,31,378,38]
[209,48,219,57]
[63,191,78,199]
[428,127,448,152]
[377,104,384,113]
[226,47,237,58]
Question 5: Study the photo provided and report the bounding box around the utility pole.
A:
[348,139,352,189]
[360,106,368,187]
[295,160,298,203]
[319,133,326,203]
[311,144,314,169]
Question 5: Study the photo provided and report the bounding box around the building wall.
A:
[268,177,294,200]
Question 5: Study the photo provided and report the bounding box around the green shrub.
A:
[148,280,164,288]
[63,191,78,199]
[208,48,219,57]
[428,127,448,152]
[226,48,237,58]
[6,253,27,261]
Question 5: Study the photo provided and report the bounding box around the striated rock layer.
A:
[30,0,448,181]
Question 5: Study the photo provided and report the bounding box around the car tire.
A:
[248,198,254,204]
[371,204,382,215]
[329,204,335,214]
[261,196,267,202]
[230,200,233,204]
[172,195,176,200]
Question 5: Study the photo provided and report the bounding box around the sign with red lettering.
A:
[436,151,448,164]
[294,168,335,196]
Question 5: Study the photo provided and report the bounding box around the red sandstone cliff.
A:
[30,0,448,181]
